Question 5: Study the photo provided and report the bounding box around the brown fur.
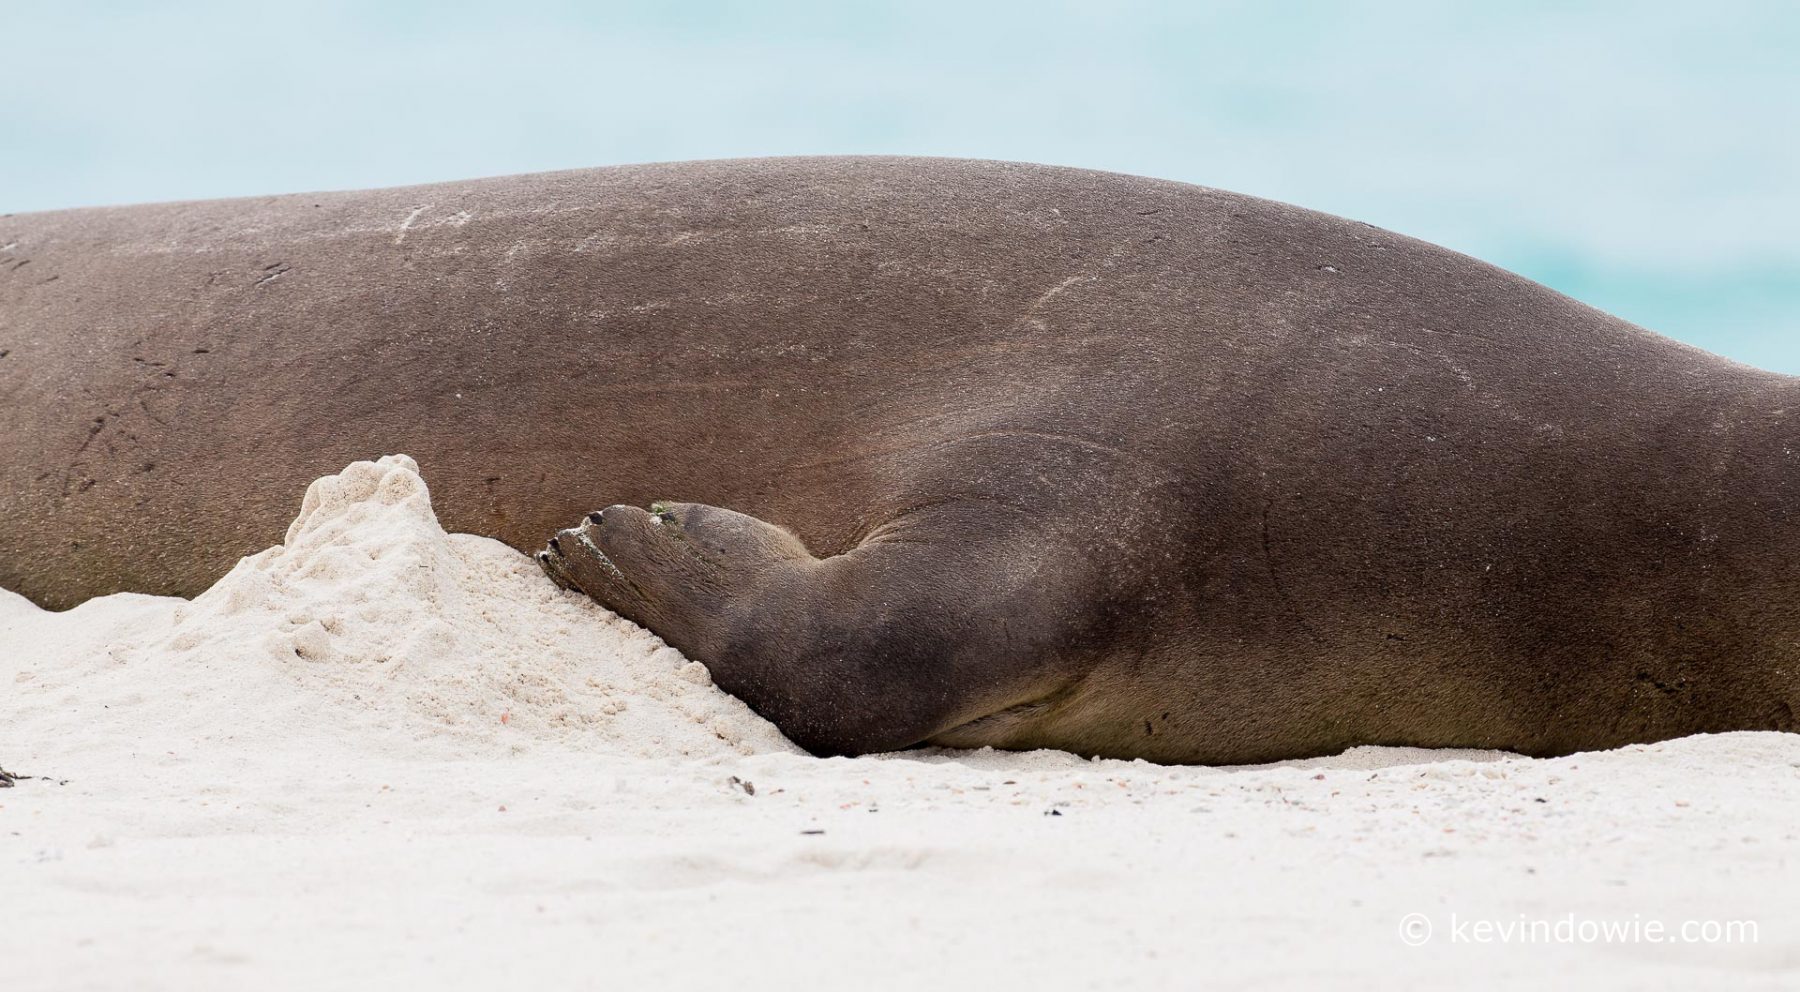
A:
[3,156,1797,761]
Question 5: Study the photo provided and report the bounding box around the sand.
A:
[4,456,1798,990]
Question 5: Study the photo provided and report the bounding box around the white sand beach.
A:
[5,456,1798,990]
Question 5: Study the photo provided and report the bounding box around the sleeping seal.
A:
[3,156,1796,762]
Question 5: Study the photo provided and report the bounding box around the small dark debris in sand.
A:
[800,829,825,835]
[728,776,756,796]
[1044,809,1063,817]
[0,767,66,787]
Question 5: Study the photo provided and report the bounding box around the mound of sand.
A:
[2,455,795,761]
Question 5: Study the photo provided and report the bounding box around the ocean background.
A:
[5,1,1795,371]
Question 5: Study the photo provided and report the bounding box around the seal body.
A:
[3,157,1797,762]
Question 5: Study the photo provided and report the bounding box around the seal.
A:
[3,157,1797,762]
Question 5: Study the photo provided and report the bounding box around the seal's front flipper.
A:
[537,500,1085,756]
[539,501,813,647]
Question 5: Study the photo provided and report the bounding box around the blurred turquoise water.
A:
[3,1,1795,370]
